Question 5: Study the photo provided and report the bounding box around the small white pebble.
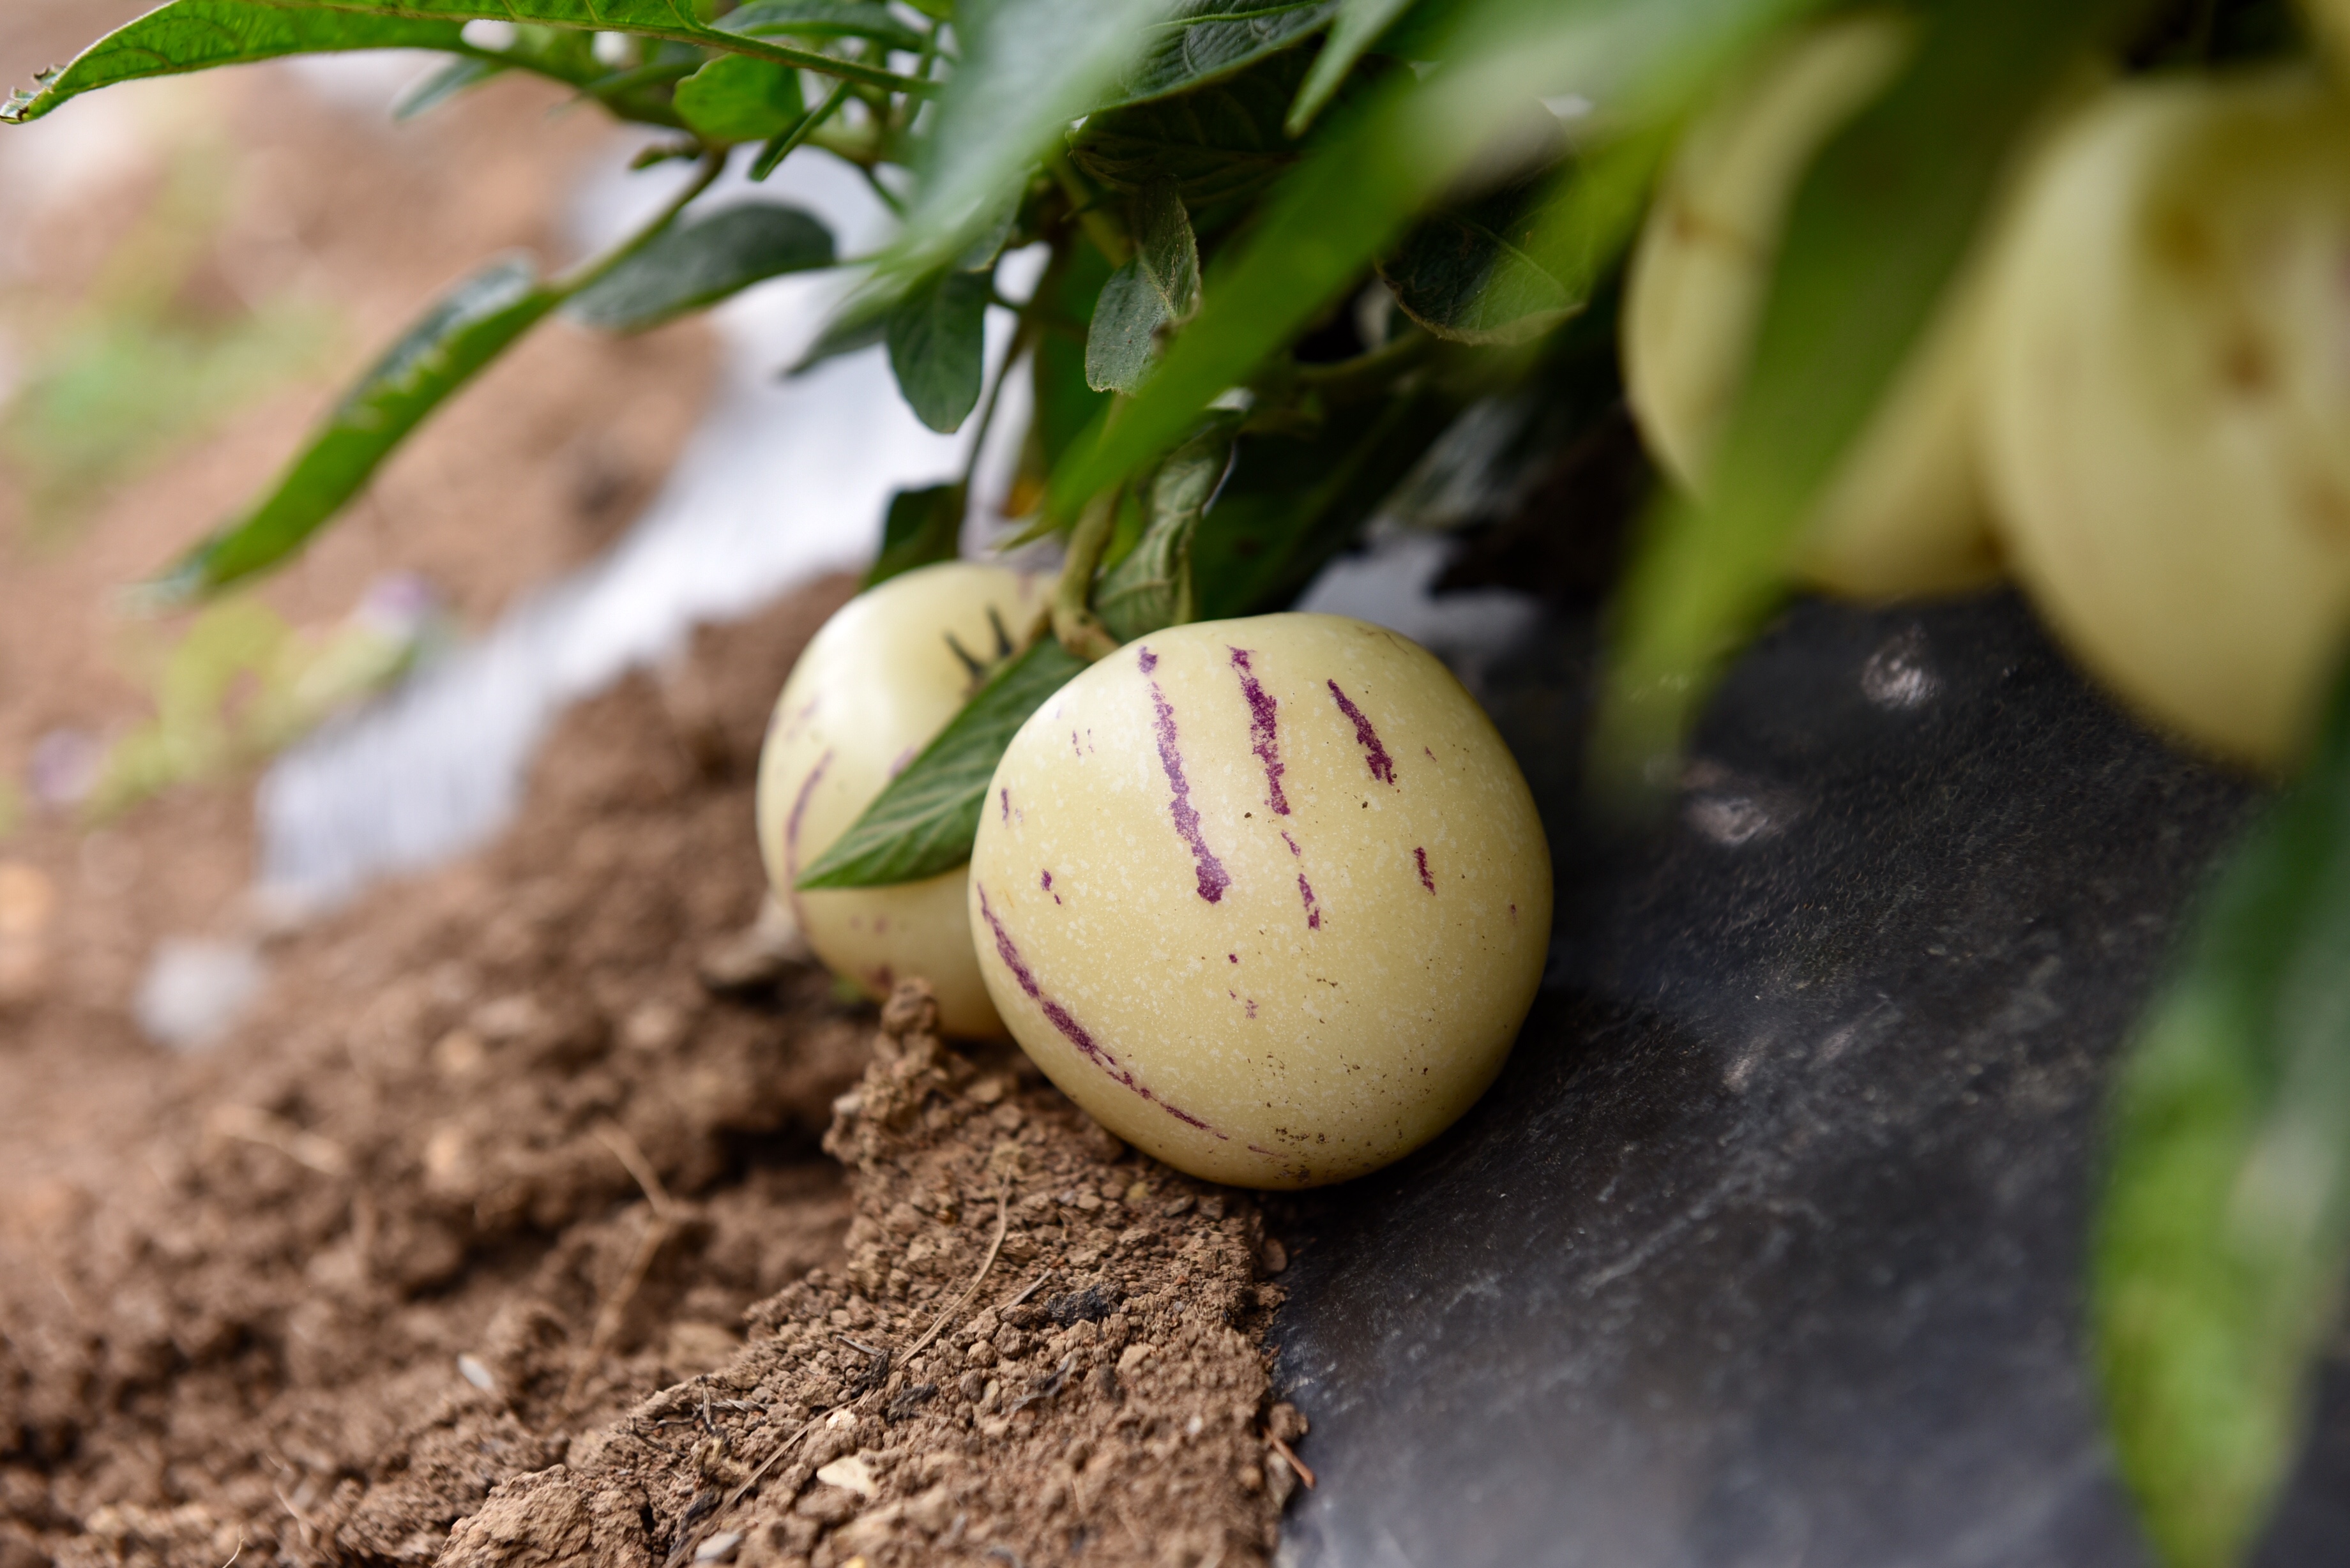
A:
[455,1354,496,1392]
[815,1455,879,1498]
[692,1531,743,1564]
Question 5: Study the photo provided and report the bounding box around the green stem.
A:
[663,24,932,95]
[1052,488,1123,661]
[1047,146,1132,268]
[853,158,908,217]
[574,57,701,105]
[754,79,852,181]
[960,314,1038,502]
[552,149,726,298]
[1280,328,1433,400]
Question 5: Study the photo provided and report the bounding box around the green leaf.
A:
[1050,0,1805,525]
[672,52,806,142]
[246,1,930,93]
[1130,174,1203,315]
[3,2,474,123]
[148,257,559,602]
[798,637,1090,889]
[787,303,889,376]
[566,203,836,331]
[1596,0,2157,791]
[395,53,506,119]
[1287,0,1416,132]
[1379,162,1582,345]
[892,0,1172,278]
[2095,670,2350,1568]
[1086,265,1171,397]
[1192,384,1457,617]
[1095,420,1235,640]
[955,181,1026,272]
[866,484,967,587]
[1068,42,1312,206]
[1108,0,1340,107]
[887,268,993,432]
[716,0,926,50]
[1012,243,1116,508]
[1084,179,1200,394]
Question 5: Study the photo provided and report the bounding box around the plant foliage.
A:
[15,4,2350,1561]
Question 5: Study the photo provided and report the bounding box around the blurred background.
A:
[0,1,731,1050]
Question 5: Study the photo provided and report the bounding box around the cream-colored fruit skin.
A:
[1623,13,2001,599]
[757,563,1046,1036]
[1978,73,2350,770]
[967,614,1552,1189]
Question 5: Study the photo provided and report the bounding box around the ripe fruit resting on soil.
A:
[757,562,1046,1036]
[1978,71,2350,769]
[1623,13,2001,598]
[967,614,1552,1188]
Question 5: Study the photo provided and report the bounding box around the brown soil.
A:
[0,578,1303,1568]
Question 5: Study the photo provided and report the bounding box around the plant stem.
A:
[960,315,1036,502]
[851,156,908,216]
[575,57,700,105]
[553,148,727,298]
[754,79,851,181]
[683,26,931,96]
[1283,328,1432,400]
[1052,488,1123,661]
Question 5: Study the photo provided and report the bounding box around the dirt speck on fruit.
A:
[0,579,1302,1568]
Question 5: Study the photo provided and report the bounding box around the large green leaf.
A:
[891,0,1172,278]
[1379,162,1582,345]
[2095,672,2350,1568]
[715,0,925,50]
[1049,0,1814,525]
[1107,0,1340,107]
[672,52,805,142]
[566,203,835,331]
[1084,179,1201,395]
[1095,419,1236,640]
[1068,43,1312,206]
[887,268,993,433]
[1287,0,1416,131]
[1597,0,2156,790]
[3,2,474,123]
[798,638,1091,889]
[148,258,559,602]
[259,1,929,91]
[865,483,967,588]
